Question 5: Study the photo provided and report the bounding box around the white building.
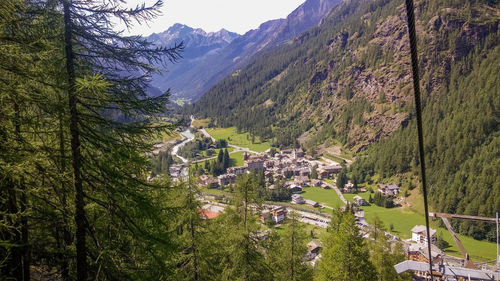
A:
[411,225,437,244]
[270,206,287,224]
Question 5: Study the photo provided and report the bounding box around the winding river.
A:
[172,128,195,164]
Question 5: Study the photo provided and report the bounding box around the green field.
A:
[192,118,210,128]
[301,187,344,208]
[206,127,272,152]
[229,151,245,167]
[190,151,245,170]
[324,153,346,164]
[343,192,497,262]
[160,131,183,142]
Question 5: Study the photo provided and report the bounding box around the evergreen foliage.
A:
[151,150,174,176]
[352,45,500,240]
[368,218,411,281]
[0,0,183,279]
[316,211,377,281]
[217,173,273,281]
[373,191,394,208]
[268,211,313,281]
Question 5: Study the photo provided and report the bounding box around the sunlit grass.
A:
[343,192,497,262]
[301,187,344,208]
[206,127,272,152]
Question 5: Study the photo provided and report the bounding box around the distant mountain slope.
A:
[150,0,341,102]
[189,0,499,239]
[147,24,239,98]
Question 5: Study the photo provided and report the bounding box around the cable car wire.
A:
[403,0,434,279]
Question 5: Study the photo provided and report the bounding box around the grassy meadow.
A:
[343,192,497,262]
[206,127,272,152]
[301,187,344,208]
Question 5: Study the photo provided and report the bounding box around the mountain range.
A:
[148,0,341,102]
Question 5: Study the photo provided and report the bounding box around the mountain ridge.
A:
[149,0,341,101]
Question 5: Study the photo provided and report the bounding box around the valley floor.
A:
[174,121,498,264]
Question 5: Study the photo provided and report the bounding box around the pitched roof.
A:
[394,261,500,280]
[199,209,219,219]
[408,243,443,259]
[307,240,322,251]
[411,225,436,236]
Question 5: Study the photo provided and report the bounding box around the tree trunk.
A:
[14,101,30,281]
[290,229,295,280]
[6,179,23,280]
[58,111,71,281]
[188,179,200,281]
[63,1,87,280]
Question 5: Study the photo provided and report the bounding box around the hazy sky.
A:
[119,0,306,36]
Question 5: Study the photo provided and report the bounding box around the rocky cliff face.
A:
[149,0,341,101]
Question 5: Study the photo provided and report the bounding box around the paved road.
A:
[262,203,332,229]
[321,156,353,166]
[228,144,259,155]
[190,148,242,164]
[330,183,348,205]
[199,127,215,142]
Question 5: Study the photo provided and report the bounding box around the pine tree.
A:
[336,168,347,189]
[57,0,182,279]
[219,174,272,281]
[316,212,377,281]
[311,164,318,179]
[223,148,230,169]
[217,149,224,163]
[0,1,65,278]
[368,219,410,281]
[173,173,206,280]
[268,211,313,281]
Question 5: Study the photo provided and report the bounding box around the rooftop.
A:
[411,225,437,237]
[394,261,499,280]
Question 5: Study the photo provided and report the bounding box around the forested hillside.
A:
[191,0,498,148]
[350,45,499,241]
[189,0,499,239]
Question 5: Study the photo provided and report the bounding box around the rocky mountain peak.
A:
[148,0,341,101]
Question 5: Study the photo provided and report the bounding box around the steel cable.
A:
[403,0,434,279]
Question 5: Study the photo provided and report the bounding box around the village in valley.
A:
[153,121,497,278]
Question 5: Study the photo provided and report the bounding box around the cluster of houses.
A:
[199,149,343,196]
[406,225,445,266]
[377,184,401,197]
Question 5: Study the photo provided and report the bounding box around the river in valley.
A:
[172,128,195,164]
